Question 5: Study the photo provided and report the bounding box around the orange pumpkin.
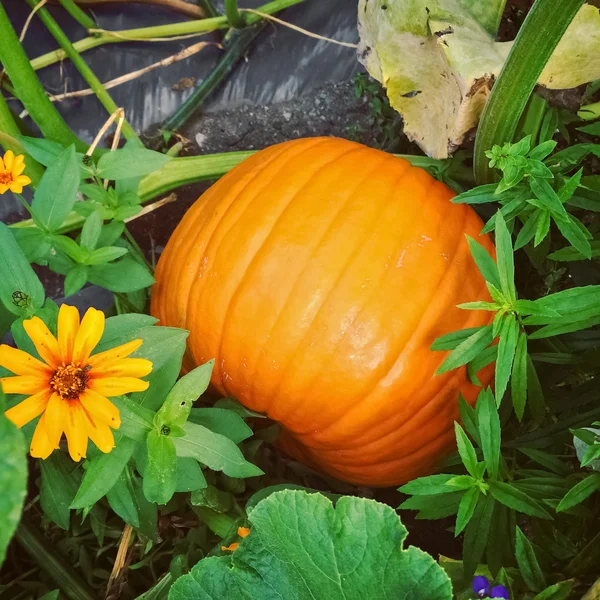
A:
[151,137,495,487]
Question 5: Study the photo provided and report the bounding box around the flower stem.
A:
[15,517,96,600]
[473,0,584,184]
[24,0,139,142]
[0,3,85,151]
[224,0,246,28]
[0,93,45,186]
[57,0,96,30]
[29,0,306,71]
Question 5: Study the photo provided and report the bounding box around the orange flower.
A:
[221,527,251,552]
[0,150,31,194]
[0,305,152,461]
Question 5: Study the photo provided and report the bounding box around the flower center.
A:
[0,172,13,185]
[50,364,90,400]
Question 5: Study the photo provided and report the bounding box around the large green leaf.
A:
[40,452,80,530]
[0,388,28,567]
[357,1,600,158]
[169,490,452,600]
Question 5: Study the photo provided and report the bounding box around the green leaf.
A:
[399,474,456,496]
[446,475,477,491]
[514,211,539,250]
[488,481,552,519]
[548,240,600,261]
[458,395,480,446]
[40,452,80,530]
[98,221,125,248]
[452,184,499,204]
[190,484,233,513]
[431,327,483,351]
[127,327,189,410]
[169,490,453,600]
[519,448,570,476]
[516,526,546,592]
[80,211,103,252]
[156,360,214,429]
[0,223,45,316]
[531,581,574,600]
[12,227,52,263]
[436,325,494,374]
[0,390,27,567]
[577,121,600,135]
[466,236,501,290]
[143,430,177,505]
[70,437,136,509]
[15,136,66,166]
[555,215,592,259]
[455,487,480,537]
[188,408,253,444]
[88,258,154,293]
[85,246,128,266]
[476,389,501,480]
[494,212,516,303]
[214,397,266,419]
[112,396,154,443]
[174,422,263,478]
[64,265,88,297]
[495,313,520,402]
[511,330,528,421]
[463,493,495,578]
[175,457,207,493]
[97,148,171,180]
[399,492,463,519]
[529,139,557,161]
[530,178,569,221]
[95,314,158,353]
[106,465,140,528]
[32,145,81,232]
[557,168,583,202]
[454,423,478,477]
[556,473,600,512]
[580,443,600,468]
[534,210,551,247]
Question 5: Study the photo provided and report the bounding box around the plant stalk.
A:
[163,23,265,132]
[0,3,85,150]
[15,518,96,600]
[0,93,45,185]
[25,0,139,141]
[29,0,305,72]
[473,0,584,184]
[197,0,219,19]
[58,0,97,30]
[224,0,245,28]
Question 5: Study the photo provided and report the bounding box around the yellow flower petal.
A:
[44,393,66,449]
[221,543,239,552]
[23,317,62,368]
[0,375,49,395]
[238,527,250,538]
[79,389,121,428]
[9,184,23,194]
[0,344,53,377]
[72,308,105,363]
[91,358,152,379]
[88,339,143,369]
[89,376,149,397]
[3,150,14,171]
[4,389,52,428]
[0,155,5,171]
[64,403,88,461]
[0,183,8,195]
[57,304,81,364]
[15,174,31,185]
[30,413,55,459]
[82,410,115,453]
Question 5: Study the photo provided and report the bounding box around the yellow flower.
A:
[0,305,152,461]
[0,150,31,194]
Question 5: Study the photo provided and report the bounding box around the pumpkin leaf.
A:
[0,388,28,568]
[358,1,600,158]
[169,490,453,600]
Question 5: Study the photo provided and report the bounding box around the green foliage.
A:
[170,490,453,600]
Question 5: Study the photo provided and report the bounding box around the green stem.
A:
[473,0,584,184]
[29,0,305,71]
[163,23,265,132]
[224,0,245,28]
[0,3,85,150]
[197,0,220,19]
[25,0,139,141]
[8,151,448,234]
[578,100,600,121]
[0,94,45,186]
[517,94,548,147]
[124,226,154,273]
[15,518,96,600]
[57,0,96,30]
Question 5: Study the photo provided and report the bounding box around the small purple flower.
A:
[490,585,509,599]
[472,576,490,598]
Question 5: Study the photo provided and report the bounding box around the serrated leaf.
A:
[556,473,600,512]
[511,330,528,421]
[495,313,520,402]
[436,325,494,374]
[530,178,569,221]
[455,423,478,477]
[555,215,592,259]
[534,210,551,247]
[463,493,495,578]
[515,212,539,250]
[431,327,484,351]
[495,212,516,303]
[399,474,456,496]
[476,389,501,480]
[466,237,501,290]
[455,487,480,537]
[170,491,453,600]
[488,481,552,519]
